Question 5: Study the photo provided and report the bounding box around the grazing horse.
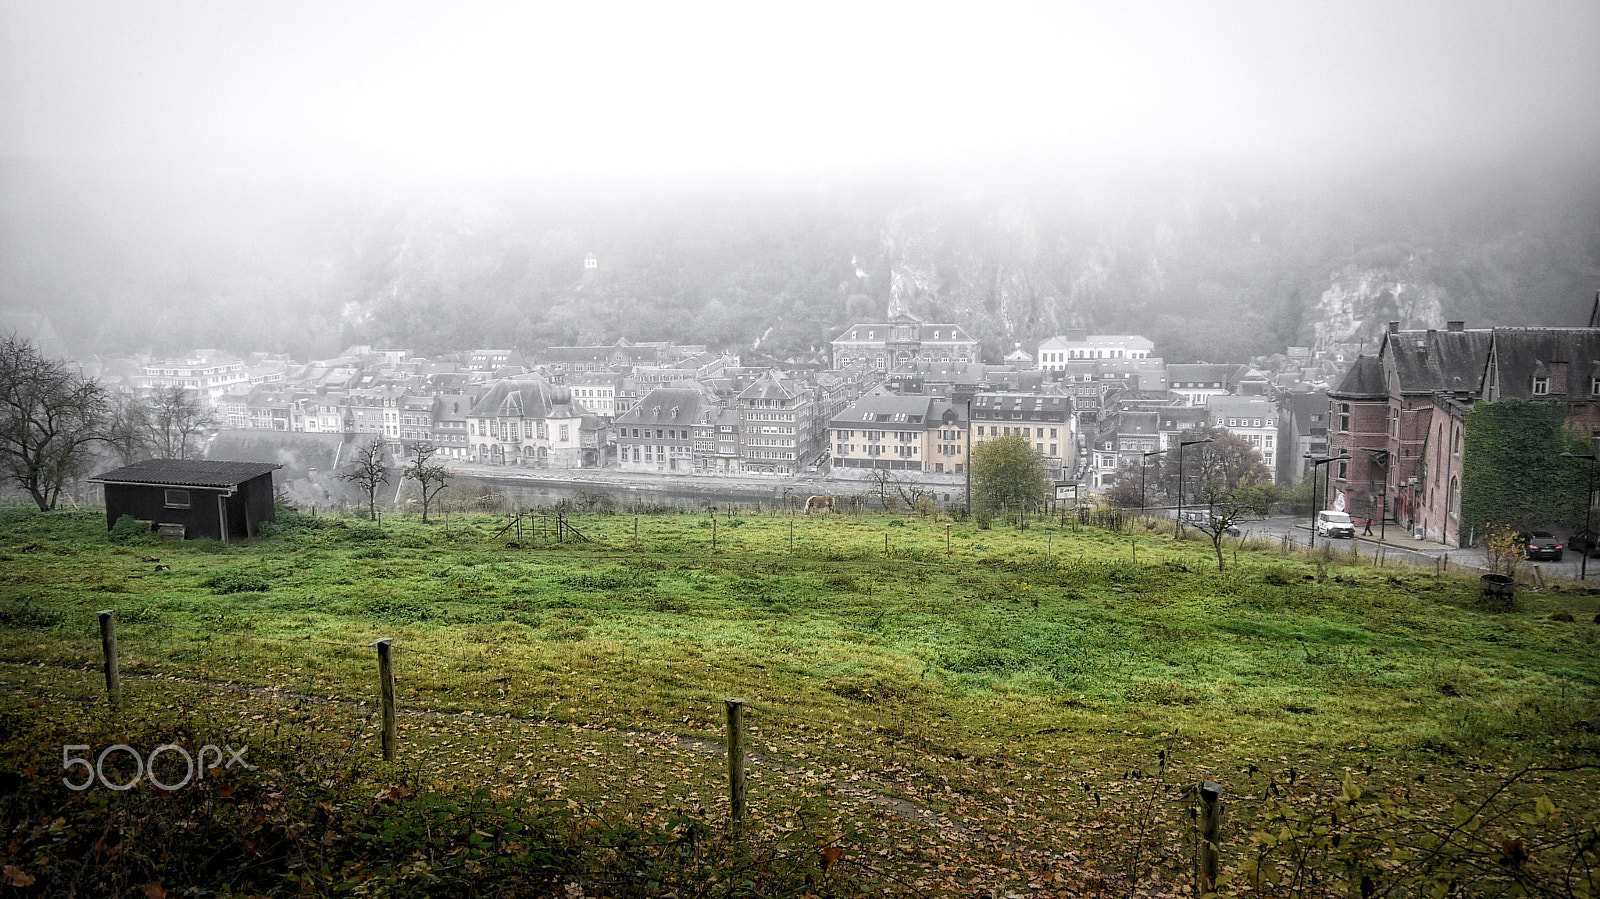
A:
[804,494,835,514]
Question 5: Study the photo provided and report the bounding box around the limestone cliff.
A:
[1311,266,1448,355]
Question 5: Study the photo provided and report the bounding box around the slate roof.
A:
[91,459,281,489]
[832,316,976,344]
[830,393,936,428]
[1485,328,1600,401]
[737,370,802,402]
[1385,328,1493,395]
[467,377,592,420]
[1286,391,1331,437]
[1167,363,1243,388]
[614,387,710,427]
[970,392,1071,420]
[1329,354,1387,400]
[1118,411,1159,436]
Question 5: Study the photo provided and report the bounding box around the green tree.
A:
[970,434,1051,521]
[0,335,111,510]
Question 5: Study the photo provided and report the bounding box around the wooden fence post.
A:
[712,517,717,551]
[725,698,746,827]
[635,516,639,551]
[97,610,121,712]
[885,532,889,557]
[947,524,951,556]
[374,638,397,761]
[1197,780,1225,893]
[789,520,794,554]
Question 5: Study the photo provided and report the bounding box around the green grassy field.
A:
[2,505,1597,896]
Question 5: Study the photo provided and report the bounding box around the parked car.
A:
[1178,509,1241,536]
[1567,529,1600,558]
[1315,510,1355,538]
[1519,531,1564,561]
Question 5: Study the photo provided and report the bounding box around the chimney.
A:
[1388,321,1401,334]
[1447,321,1465,332]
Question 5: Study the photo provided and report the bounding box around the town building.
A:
[734,371,822,476]
[1036,332,1155,369]
[466,376,600,468]
[830,313,979,370]
[134,352,250,401]
[565,372,621,418]
[1328,321,1495,536]
[829,393,966,474]
[969,393,1074,481]
[1280,391,1331,484]
[613,386,714,473]
[1205,395,1280,482]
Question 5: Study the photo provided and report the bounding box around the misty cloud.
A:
[3,1,1597,183]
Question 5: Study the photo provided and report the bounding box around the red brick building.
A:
[1327,322,1492,535]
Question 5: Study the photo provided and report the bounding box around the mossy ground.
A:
[2,506,1597,895]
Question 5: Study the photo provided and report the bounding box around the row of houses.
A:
[106,309,1357,485]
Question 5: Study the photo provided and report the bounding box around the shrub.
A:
[204,571,271,594]
[364,597,436,623]
[107,515,155,544]
[0,602,63,629]
[1261,564,1297,586]
[347,523,386,542]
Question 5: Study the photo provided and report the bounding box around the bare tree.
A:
[402,441,449,523]
[103,391,155,466]
[891,473,928,513]
[865,468,899,511]
[339,438,391,523]
[146,386,215,459]
[0,335,110,510]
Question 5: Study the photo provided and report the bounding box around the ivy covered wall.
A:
[1460,399,1592,544]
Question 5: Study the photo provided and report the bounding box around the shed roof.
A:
[91,459,281,489]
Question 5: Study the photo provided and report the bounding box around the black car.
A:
[1520,531,1564,561]
[1569,530,1600,558]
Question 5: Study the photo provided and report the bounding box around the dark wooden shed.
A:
[91,459,281,543]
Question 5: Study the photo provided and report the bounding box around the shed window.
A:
[164,489,191,509]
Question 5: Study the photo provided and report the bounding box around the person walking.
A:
[1362,517,1373,536]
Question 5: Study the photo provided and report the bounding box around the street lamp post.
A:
[1306,452,1352,549]
[1561,451,1597,580]
[1140,449,1168,517]
[1175,437,1213,534]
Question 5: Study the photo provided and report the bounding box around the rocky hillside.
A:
[2,159,1596,362]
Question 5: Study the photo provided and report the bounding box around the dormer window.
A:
[1533,376,1550,396]
[1591,375,1600,396]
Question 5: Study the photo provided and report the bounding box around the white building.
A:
[1036,333,1154,370]
[566,372,621,418]
[134,352,250,402]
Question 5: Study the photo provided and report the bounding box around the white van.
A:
[1315,510,1355,538]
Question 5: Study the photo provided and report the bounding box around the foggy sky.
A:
[4,0,1598,186]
